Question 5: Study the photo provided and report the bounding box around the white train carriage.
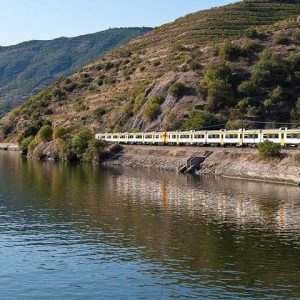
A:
[206,131,223,145]
[285,130,300,146]
[261,130,283,146]
[243,131,261,146]
[192,132,206,145]
[223,130,243,146]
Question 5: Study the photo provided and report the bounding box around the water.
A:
[1,151,300,299]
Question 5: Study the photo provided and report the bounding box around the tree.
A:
[53,127,68,140]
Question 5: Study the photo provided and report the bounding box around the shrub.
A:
[219,41,242,61]
[237,80,257,96]
[251,52,289,85]
[52,127,68,140]
[20,136,34,155]
[71,129,94,159]
[226,119,244,130]
[258,140,281,158]
[143,103,161,121]
[206,79,233,112]
[203,62,233,84]
[168,81,186,97]
[182,111,225,130]
[36,125,53,142]
[82,139,104,163]
[94,107,107,118]
[275,33,290,45]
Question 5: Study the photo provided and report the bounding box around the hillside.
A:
[0,27,151,116]
[1,0,300,160]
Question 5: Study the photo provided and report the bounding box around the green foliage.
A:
[20,136,34,155]
[226,119,244,130]
[204,62,233,84]
[237,80,258,96]
[251,51,289,85]
[168,81,186,97]
[258,140,281,158]
[82,139,105,163]
[206,80,233,112]
[182,110,225,130]
[71,129,94,159]
[36,125,53,142]
[219,41,242,60]
[52,127,68,140]
[143,103,161,121]
[275,33,290,45]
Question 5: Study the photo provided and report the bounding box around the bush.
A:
[204,62,233,84]
[182,111,225,130]
[52,127,68,140]
[143,103,161,121]
[226,119,244,130]
[168,81,186,97]
[206,79,233,112]
[275,33,290,45]
[36,125,53,142]
[20,136,34,155]
[237,80,257,96]
[71,129,94,159]
[219,41,242,60]
[258,140,281,158]
[251,52,289,85]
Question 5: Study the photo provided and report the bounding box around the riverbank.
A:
[102,145,300,186]
[0,143,19,151]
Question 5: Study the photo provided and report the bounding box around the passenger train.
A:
[96,128,300,147]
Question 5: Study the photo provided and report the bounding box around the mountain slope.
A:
[1,0,300,144]
[0,27,152,116]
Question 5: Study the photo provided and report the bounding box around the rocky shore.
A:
[103,145,300,186]
[0,143,19,151]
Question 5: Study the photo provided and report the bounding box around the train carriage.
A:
[223,130,243,146]
[285,129,300,146]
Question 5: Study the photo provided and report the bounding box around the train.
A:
[95,128,300,147]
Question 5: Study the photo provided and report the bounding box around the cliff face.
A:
[1,1,300,142]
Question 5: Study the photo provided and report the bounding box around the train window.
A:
[194,135,204,139]
[274,134,279,138]
[155,135,160,139]
[263,134,268,139]
[136,135,143,139]
[292,134,300,139]
[113,136,118,139]
[208,134,220,139]
[226,134,238,139]
[128,135,134,139]
[120,135,125,139]
[145,135,152,139]
[107,136,112,139]
[172,135,177,139]
[180,135,190,139]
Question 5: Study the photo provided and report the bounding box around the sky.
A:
[0,0,235,46]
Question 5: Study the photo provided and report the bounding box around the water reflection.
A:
[1,151,300,299]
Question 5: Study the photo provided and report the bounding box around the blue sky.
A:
[0,0,235,46]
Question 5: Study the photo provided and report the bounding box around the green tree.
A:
[52,127,68,140]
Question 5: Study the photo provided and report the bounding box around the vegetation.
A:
[143,94,165,121]
[1,1,300,143]
[258,140,281,158]
[0,27,152,117]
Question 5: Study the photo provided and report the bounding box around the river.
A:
[1,151,300,299]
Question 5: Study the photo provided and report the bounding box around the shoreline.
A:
[0,143,19,151]
[2,143,300,186]
[102,145,300,186]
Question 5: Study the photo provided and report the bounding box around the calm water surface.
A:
[0,151,300,299]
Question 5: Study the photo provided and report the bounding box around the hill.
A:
[1,0,300,160]
[0,27,152,116]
